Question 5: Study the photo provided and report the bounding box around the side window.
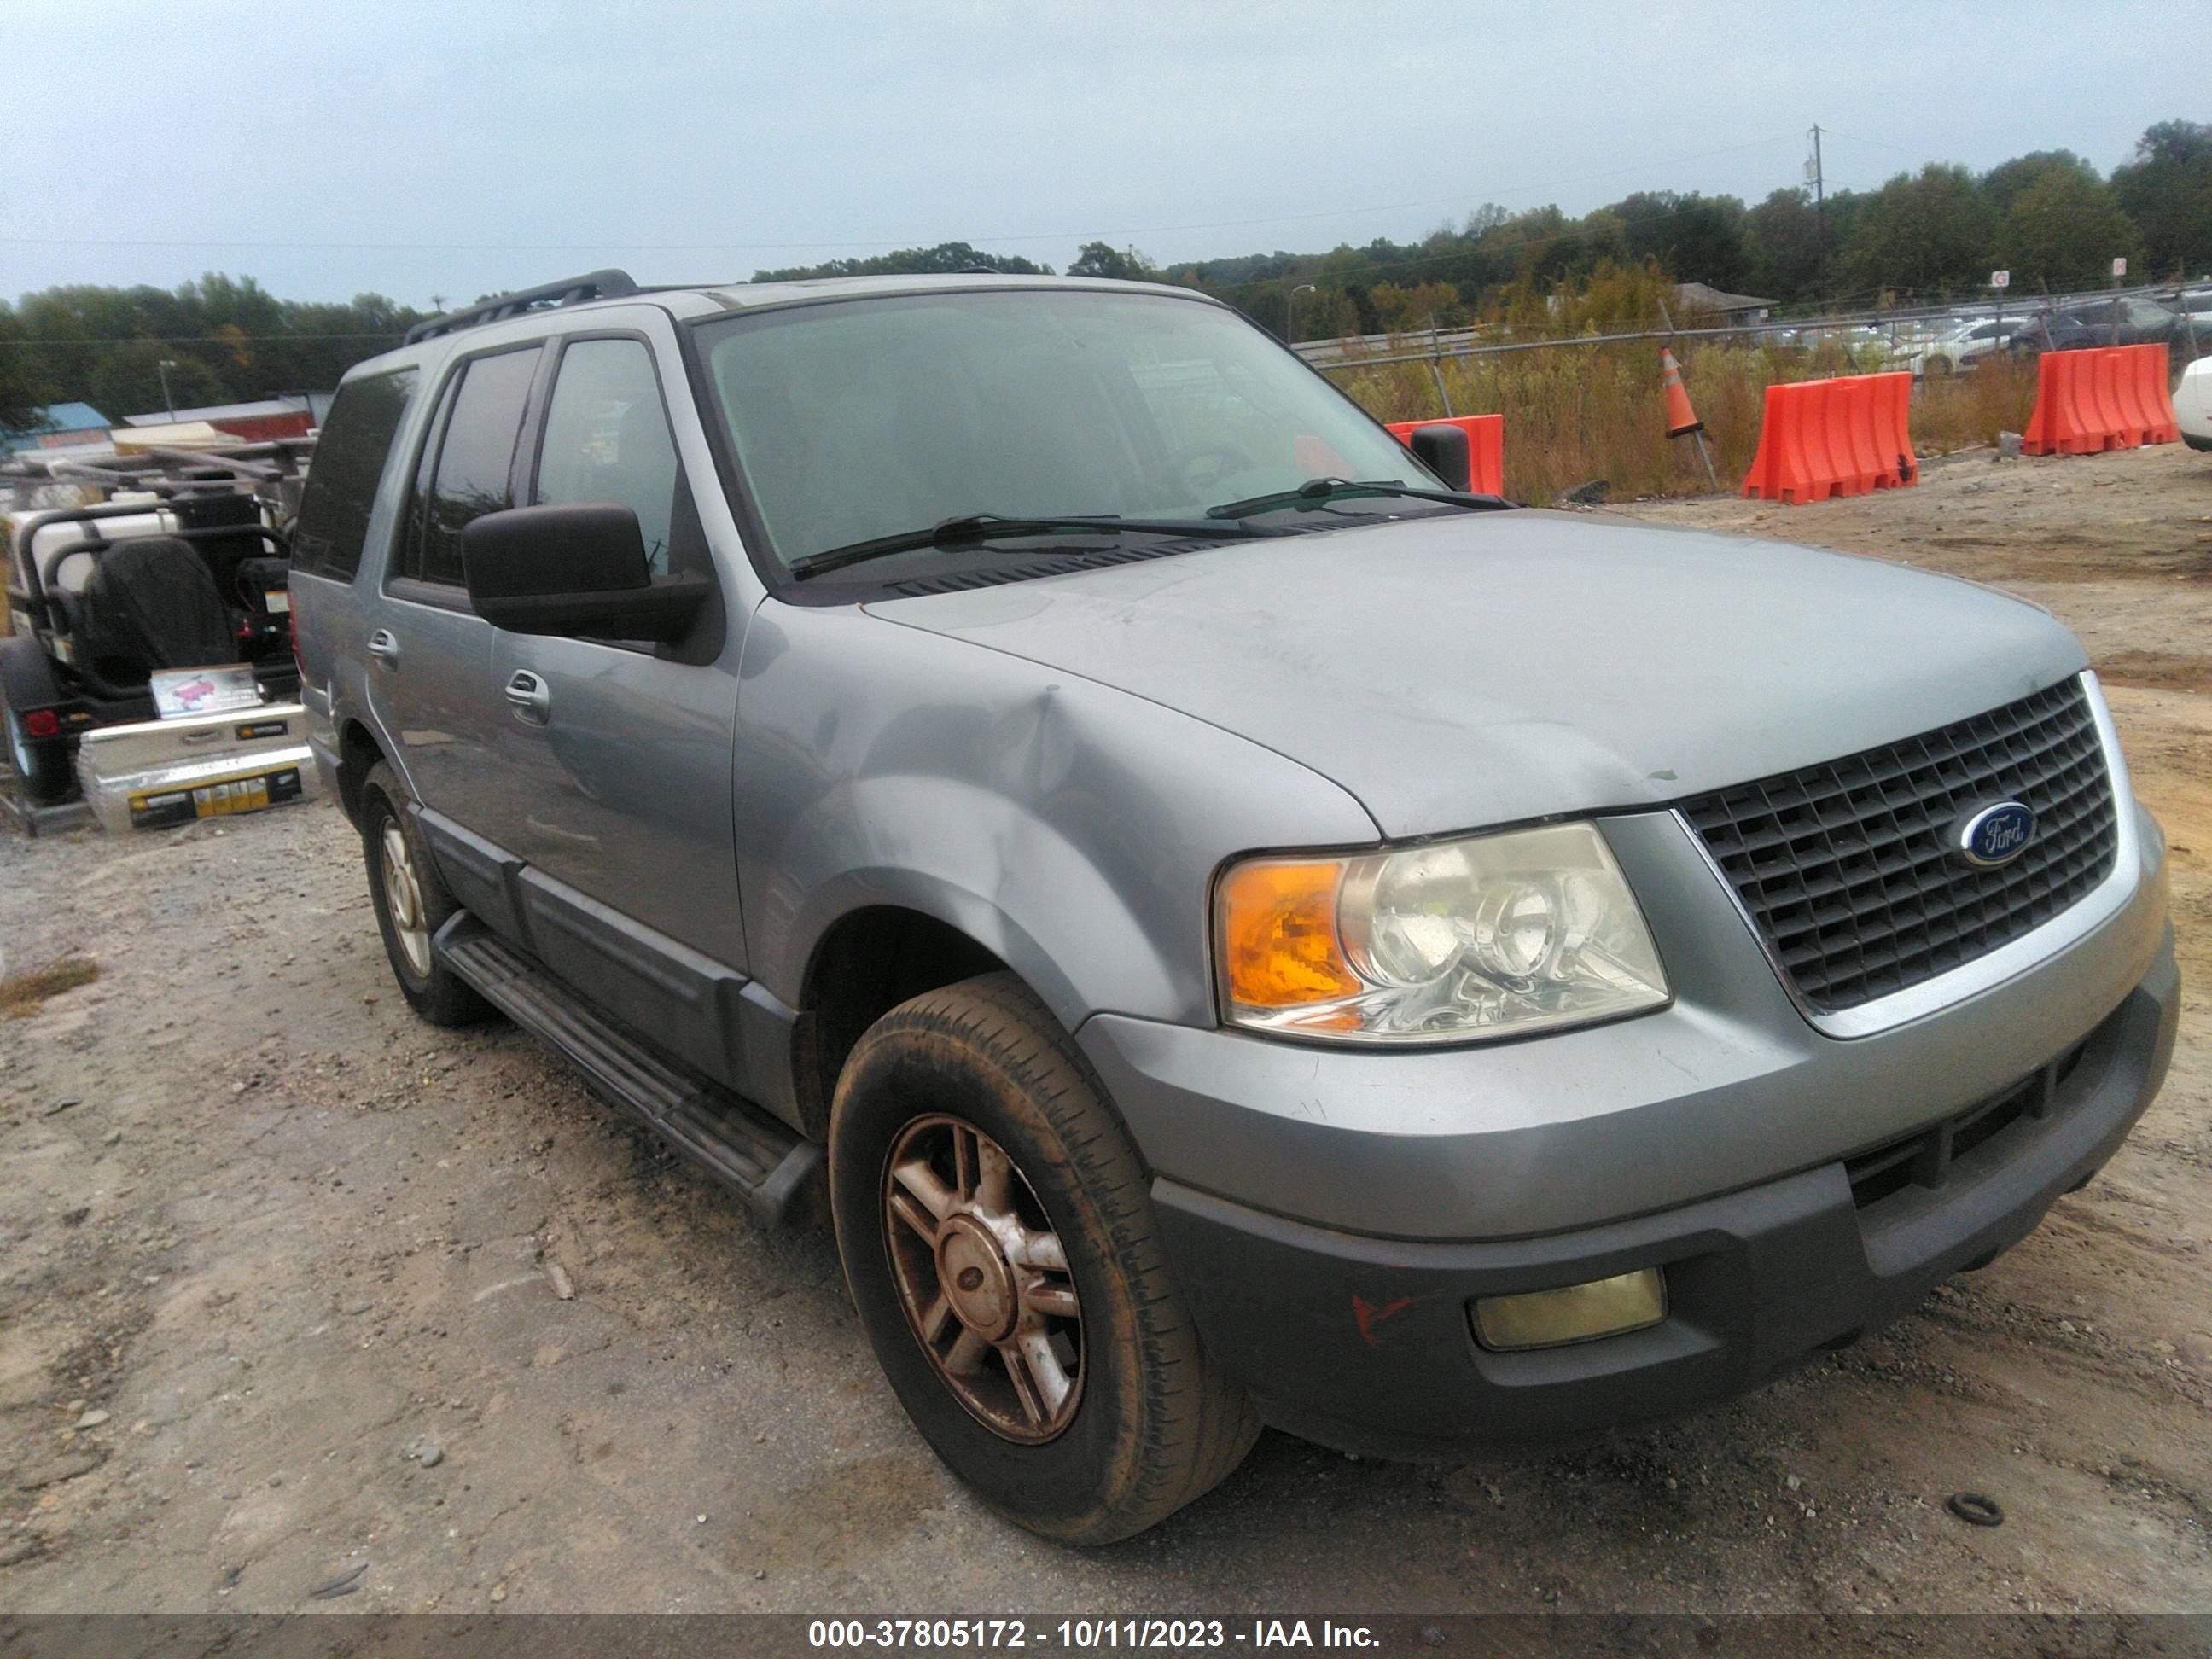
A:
[533,339,683,576]
[409,346,539,587]
[290,369,416,580]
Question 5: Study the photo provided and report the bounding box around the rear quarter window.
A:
[291,369,418,580]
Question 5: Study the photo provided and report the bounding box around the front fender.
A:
[0,634,64,712]
[735,601,1381,1031]
[783,842,1109,1035]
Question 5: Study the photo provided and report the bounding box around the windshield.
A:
[694,288,1434,572]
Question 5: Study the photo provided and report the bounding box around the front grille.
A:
[1681,678,2119,1013]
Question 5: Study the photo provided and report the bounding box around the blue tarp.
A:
[3,401,113,451]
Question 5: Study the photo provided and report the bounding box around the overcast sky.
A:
[5,0,2204,308]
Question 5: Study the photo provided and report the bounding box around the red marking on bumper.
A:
[1353,1294,1415,1348]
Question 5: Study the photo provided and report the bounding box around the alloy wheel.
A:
[882,1113,1084,1442]
[380,819,433,979]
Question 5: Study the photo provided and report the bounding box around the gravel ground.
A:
[1,442,2207,1619]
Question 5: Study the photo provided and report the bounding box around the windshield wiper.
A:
[789,513,1281,580]
[1204,477,1511,520]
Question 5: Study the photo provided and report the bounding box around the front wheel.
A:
[830,973,1257,1544]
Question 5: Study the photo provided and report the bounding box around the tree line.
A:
[756,120,2207,342]
[4,119,2206,433]
[0,275,427,434]
[1086,119,2211,341]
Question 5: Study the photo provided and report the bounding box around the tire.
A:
[0,674,73,805]
[359,760,488,1027]
[829,972,1258,1544]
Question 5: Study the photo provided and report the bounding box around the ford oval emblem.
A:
[1956,800,2036,868]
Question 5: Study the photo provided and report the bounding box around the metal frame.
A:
[9,504,290,632]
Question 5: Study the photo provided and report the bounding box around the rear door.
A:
[368,344,540,825]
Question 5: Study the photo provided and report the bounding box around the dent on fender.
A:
[742,604,1377,1027]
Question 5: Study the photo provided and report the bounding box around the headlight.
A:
[1215,822,1668,1044]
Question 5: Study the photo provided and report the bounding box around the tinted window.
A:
[291,369,416,580]
[416,347,538,586]
[534,340,682,576]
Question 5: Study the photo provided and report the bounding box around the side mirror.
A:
[1407,422,1472,492]
[462,504,710,643]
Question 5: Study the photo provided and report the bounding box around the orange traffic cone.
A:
[1661,349,1703,436]
[1662,348,1720,491]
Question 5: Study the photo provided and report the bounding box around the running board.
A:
[434,915,820,1227]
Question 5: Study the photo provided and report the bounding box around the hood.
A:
[864,510,2087,837]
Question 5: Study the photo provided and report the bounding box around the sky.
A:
[5,0,2205,309]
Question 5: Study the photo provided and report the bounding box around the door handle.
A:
[365,629,400,667]
[504,669,551,724]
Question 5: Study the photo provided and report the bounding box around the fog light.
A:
[1472,1268,1667,1352]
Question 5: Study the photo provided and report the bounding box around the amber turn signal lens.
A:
[1219,858,1359,1010]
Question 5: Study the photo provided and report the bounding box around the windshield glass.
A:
[694,288,1434,571]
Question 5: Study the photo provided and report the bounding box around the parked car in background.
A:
[290,269,2176,1544]
[2177,355,2212,451]
[2000,311,2098,358]
[2173,289,2212,354]
[1918,317,2008,377]
[2060,297,2181,350]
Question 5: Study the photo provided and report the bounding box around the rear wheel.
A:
[830,972,1257,1544]
[0,677,73,805]
[359,760,487,1026]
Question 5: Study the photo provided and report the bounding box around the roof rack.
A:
[402,269,640,346]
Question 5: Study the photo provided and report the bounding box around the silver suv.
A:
[290,269,2177,1543]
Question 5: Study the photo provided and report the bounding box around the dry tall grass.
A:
[1335,342,2040,504]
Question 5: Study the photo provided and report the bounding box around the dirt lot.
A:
[1,443,2207,1619]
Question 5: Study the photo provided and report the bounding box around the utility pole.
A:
[1807,125,1826,300]
[157,358,179,422]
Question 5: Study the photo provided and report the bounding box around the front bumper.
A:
[1074,783,2174,1453]
[1147,939,2176,1455]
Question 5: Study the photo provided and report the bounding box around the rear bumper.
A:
[1150,937,2176,1456]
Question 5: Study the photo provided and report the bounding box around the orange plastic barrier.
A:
[1740,371,1918,504]
[2022,344,2180,456]
[1385,414,1505,495]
